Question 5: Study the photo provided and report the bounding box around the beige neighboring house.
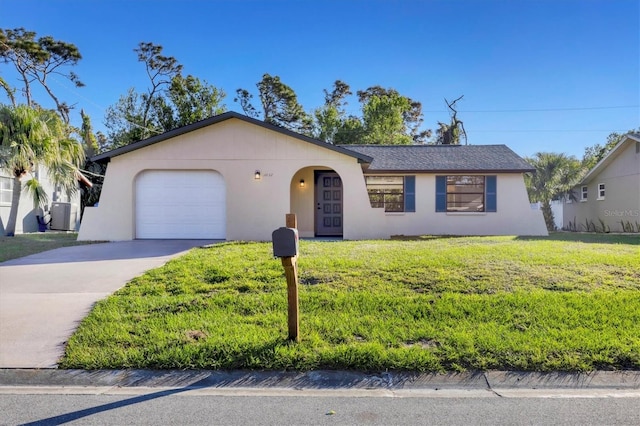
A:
[78,112,547,241]
[564,133,640,232]
[0,166,84,235]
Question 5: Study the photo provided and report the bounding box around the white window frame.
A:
[0,176,13,205]
[597,183,605,200]
[581,186,588,202]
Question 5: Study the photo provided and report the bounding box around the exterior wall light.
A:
[299,179,305,188]
[255,170,261,180]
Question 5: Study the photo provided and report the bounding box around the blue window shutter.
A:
[404,176,415,212]
[435,176,446,212]
[486,175,497,212]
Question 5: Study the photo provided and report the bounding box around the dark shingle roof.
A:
[340,144,534,173]
[90,111,532,173]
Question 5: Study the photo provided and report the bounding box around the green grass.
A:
[0,233,95,263]
[61,234,640,372]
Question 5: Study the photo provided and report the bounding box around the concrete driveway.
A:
[0,240,217,368]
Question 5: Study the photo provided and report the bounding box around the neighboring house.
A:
[564,133,640,232]
[78,112,546,241]
[0,166,84,235]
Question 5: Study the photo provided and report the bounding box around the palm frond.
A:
[23,177,49,209]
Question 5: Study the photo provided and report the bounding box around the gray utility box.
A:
[50,202,79,231]
[272,227,299,257]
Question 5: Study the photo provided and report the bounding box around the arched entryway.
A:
[290,167,343,238]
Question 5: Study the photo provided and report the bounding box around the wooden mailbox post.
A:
[272,213,300,342]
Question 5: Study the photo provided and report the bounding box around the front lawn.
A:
[61,234,640,372]
[0,233,94,263]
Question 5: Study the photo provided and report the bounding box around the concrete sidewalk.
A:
[0,240,217,368]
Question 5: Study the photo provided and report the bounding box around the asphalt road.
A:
[1,389,639,425]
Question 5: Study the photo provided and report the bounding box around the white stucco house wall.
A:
[78,112,547,241]
[0,166,84,235]
[564,133,640,232]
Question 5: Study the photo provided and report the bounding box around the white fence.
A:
[530,200,564,229]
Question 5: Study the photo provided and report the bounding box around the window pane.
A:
[447,183,484,193]
[446,175,485,212]
[365,176,405,212]
[447,175,484,186]
[0,177,12,204]
[366,176,403,185]
[447,194,484,212]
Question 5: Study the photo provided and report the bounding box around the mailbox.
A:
[272,227,299,257]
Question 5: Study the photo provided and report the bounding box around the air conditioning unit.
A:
[50,202,79,231]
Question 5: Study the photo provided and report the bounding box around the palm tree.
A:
[525,152,584,231]
[0,104,84,236]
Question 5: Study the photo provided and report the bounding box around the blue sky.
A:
[1,0,638,159]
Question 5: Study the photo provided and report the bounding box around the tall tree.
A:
[332,86,427,145]
[104,42,226,150]
[103,88,149,150]
[0,105,84,236]
[0,28,83,123]
[436,96,467,145]
[333,116,365,145]
[134,42,182,140]
[0,76,16,106]
[168,74,226,128]
[234,89,259,119]
[357,86,429,144]
[525,152,583,231]
[235,73,312,135]
[582,129,639,170]
[80,109,98,158]
[313,80,352,143]
[77,109,104,215]
[361,92,413,145]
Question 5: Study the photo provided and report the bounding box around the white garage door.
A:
[136,170,226,239]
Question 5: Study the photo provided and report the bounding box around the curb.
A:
[1,369,639,391]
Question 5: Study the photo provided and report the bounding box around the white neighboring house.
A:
[563,133,640,232]
[0,166,85,235]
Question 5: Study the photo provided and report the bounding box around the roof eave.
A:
[581,133,640,183]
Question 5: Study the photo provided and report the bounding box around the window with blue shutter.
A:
[435,176,447,212]
[486,175,497,212]
[437,175,496,212]
[404,176,415,212]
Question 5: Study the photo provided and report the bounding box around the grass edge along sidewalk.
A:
[0,233,95,263]
[61,234,640,372]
